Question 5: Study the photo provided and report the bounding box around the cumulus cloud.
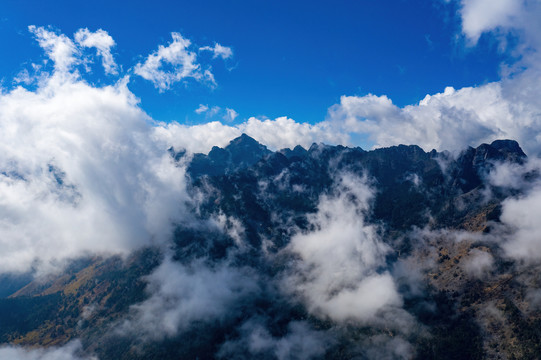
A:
[200,43,233,59]
[28,26,119,78]
[459,0,523,44]
[240,117,348,150]
[134,32,230,91]
[0,64,189,275]
[0,341,95,360]
[457,0,541,68]
[321,0,541,156]
[74,28,118,75]
[154,116,349,153]
[282,173,405,323]
[154,120,242,153]
[326,81,541,155]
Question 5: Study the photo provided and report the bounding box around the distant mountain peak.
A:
[489,139,526,159]
[188,134,272,178]
[227,133,259,147]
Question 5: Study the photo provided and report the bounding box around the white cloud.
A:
[200,43,233,59]
[154,116,349,154]
[0,341,95,360]
[459,0,522,44]
[13,69,35,85]
[240,116,348,150]
[461,248,494,278]
[74,28,118,75]
[194,105,238,122]
[499,184,541,262]
[224,107,238,122]
[0,70,189,275]
[320,0,541,156]
[134,32,215,91]
[326,79,541,155]
[208,105,221,116]
[282,173,405,323]
[121,258,260,340]
[195,103,209,114]
[28,26,79,74]
[154,120,241,153]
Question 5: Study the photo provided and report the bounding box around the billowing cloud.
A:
[499,185,541,262]
[459,0,523,44]
[154,116,348,154]
[74,28,118,75]
[321,0,541,156]
[240,117,348,150]
[326,76,541,155]
[28,26,119,78]
[457,0,541,68]
[0,69,189,275]
[478,158,541,264]
[153,120,242,153]
[282,173,405,323]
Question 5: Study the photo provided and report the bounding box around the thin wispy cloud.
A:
[200,43,233,60]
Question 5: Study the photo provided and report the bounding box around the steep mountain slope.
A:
[0,135,539,360]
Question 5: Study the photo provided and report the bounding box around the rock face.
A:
[1,135,539,360]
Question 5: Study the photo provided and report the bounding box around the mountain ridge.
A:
[0,135,538,360]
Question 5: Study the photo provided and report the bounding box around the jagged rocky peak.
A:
[448,139,527,193]
[188,134,272,178]
[279,145,308,160]
[462,139,526,163]
[223,133,272,162]
[470,139,525,162]
[226,133,266,149]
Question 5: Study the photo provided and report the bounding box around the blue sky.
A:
[0,0,509,125]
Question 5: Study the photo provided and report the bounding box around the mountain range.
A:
[0,134,539,360]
